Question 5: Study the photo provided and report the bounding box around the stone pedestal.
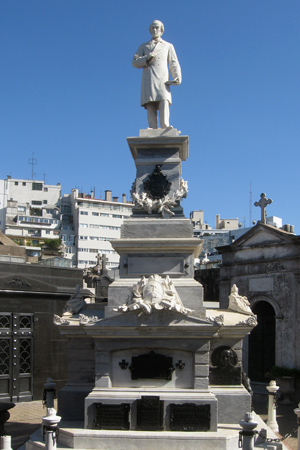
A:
[127,129,188,217]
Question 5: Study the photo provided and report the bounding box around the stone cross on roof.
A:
[96,253,102,267]
[101,254,108,273]
[254,193,273,224]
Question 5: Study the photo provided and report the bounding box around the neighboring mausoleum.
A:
[218,222,300,384]
[0,260,83,401]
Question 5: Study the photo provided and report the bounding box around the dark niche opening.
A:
[137,396,164,430]
[129,351,174,380]
[169,403,210,431]
[94,403,130,430]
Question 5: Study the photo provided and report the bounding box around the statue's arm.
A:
[132,44,149,69]
[168,44,182,84]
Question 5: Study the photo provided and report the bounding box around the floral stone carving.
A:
[131,178,188,217]
[114,274,192,315]
[79,314,101,325]
[53,315,70,326]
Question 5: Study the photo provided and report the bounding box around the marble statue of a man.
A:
[132,20,182,129]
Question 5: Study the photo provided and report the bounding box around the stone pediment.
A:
[237,230,282,246]
[227,223,297,249]
[1,274,56,292]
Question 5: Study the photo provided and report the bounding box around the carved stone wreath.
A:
[206,315,224,326]
[237,315,258,326]
[131,177,188,217]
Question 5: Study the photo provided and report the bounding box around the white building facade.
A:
[69,189,133,269]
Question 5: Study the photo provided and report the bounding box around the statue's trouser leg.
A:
[159,100,170,128]
[147,103,158,129]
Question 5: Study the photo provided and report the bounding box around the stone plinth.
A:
[85,389,218,431]
[128,130,188,217]
[106,277,205,317]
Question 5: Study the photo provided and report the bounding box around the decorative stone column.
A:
[42,408,61,450]
[239,412,258,450]
[266,380,279,432]
[294,403,300,450]
[0,436,12,450]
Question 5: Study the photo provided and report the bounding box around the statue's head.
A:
[143,278,164,304]
[149,20,164,38]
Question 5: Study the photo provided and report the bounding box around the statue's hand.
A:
[173,77,181,85]
[146,52,156,64]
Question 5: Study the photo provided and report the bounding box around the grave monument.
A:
[32,21,258,450]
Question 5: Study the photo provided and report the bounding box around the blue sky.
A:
[1,0,299,232]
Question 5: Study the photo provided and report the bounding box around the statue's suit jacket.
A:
[132,38,181,108]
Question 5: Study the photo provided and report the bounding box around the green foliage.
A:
[30,207,42,216]
[43,238,61,249]
[12,238,24,246]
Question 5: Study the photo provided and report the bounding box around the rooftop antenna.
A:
[249,181,252,227]
[28,152,37,180]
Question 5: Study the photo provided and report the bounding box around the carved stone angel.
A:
[228,284,253,315]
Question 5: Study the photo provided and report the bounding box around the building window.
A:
[43,200,48,204]
[80,211,88,215]
[32,200,42,205]
[32,182,43,191]
[101,213,109,217]
[44,187,48,192]
[23,182,26,186]
[113,215,122,218]
[62,205,71,213]
[14,181,18,186]
[79,223,88,228]
[17,206,26,212]
[92,212,99,216]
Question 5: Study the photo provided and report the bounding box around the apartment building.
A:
[69,189,133,269]
[0,178,133,268]
[0,177,62,258]
[190,210,248,261]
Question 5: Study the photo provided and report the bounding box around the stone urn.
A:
[276,376,295,404]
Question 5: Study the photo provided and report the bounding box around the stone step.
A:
[25,413,288,450]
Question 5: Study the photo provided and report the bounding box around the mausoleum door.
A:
[248,301,275,382]
[0,313,34,402]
